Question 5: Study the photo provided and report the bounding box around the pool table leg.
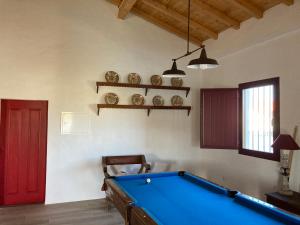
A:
[105,196,113,212]
[125,205,132,225]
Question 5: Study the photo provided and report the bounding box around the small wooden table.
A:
[266,191,300,215]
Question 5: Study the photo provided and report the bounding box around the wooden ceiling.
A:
[108,0,294,46]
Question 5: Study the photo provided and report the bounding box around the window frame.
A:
[239,77,280,161]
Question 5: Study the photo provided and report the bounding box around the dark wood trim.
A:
[200,88,239,91]
[239,77,279,89]
[105,179,133,221]
[266,191,300,215]
[97,104,191,116]
[130,206,157,225]
[200,145,239,149]
[101,155,151,191]
[239,148,280,161]
[239,77,280,161]
[105,179,132,203]
[102,155,151,178]
[200,88,239,149]
[104,173,160,225]
[96,82,190,97]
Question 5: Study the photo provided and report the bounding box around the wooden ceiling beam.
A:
[108,0,203,46]
[281,0,294,5]
[192,0,240,29]
[141,0,218,40]
[117,0,138,19]
[229,0,263,19]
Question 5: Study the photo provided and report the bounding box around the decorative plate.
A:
[171,95,183,106]
[104,93,119,105]
[150,75,163,86]
[171,78,183,87]
[105,71,119,83]
[128,73,141,85]
[152,95,164,106]
[131,94,145,106]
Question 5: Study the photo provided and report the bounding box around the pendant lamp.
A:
[162,0,219,77]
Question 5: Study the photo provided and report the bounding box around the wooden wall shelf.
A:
[96,82,191,97]
[97,104,191,116]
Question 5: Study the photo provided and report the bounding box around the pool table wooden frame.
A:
[104,172,300,225]
[104,171,232,225]
[105,178,157,225]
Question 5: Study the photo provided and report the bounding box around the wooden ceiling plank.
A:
[108,0,203,46]
[141,0,218,40]
[228,0,263,19]
[192,0,240,29]
[162,0,172,7]
[282,0,294,5]
[118,0,138,19]
[133,8,203,46]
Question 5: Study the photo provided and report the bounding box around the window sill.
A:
[239,148,280,161]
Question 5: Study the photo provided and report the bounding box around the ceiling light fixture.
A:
[187,47,219,70]
[162,60,186,77]
[162,0,219,77]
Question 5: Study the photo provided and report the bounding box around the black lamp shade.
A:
[162,61,186,77]
[187,48,219,70]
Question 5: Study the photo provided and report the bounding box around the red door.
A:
[0,99,48,205]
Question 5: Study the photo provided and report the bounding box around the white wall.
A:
[0,0,204,204]
[200,1,300,198]
[0,0,299,204]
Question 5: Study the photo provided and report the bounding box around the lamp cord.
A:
[171,0,204,62]
[187,0,191,54]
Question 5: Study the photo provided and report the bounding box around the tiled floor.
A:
[0,199,123,225]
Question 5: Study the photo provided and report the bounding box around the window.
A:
[200,77,280,161]
[239,77,280,161]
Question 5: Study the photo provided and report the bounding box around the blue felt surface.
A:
[114,172,300,225]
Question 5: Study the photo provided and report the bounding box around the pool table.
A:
[104,171,300,225]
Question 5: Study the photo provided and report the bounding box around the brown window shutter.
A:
[200,88,239,149]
